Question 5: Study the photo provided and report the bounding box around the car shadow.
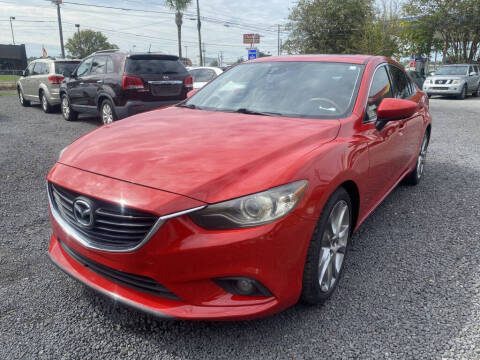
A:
[77,158,480,358]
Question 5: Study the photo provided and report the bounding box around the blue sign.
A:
[248,49,258,60]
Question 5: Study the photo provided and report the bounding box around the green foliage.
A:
[165,0,193,59]
[283,0,376,54]
[65,30,118,59]
[209,59,219,67]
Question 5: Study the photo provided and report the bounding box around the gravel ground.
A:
[0,95,479,359]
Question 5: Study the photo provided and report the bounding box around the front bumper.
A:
[423,84,463,95]
[47,164,315,320]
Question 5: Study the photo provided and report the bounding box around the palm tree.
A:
[166,0,192,59]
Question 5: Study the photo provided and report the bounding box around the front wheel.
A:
[18,88,30,107]
[61,94,78,121]
[301,187,352,304]
[457,85,467,100]
[405,131,429,185]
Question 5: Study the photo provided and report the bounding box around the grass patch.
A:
[0,75,20,82]
[0,90,17,96]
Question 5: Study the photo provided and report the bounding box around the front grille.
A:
[49,182,159,251]
[435,80,448,84]
[59,240,180,300]
[431,87,449,90]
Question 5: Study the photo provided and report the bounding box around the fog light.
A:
[213,277,273,297]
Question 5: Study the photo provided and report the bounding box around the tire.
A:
[40,91,53,113]
[405,131,429,185]
[100,99,117,125]
[61,94,78,121]
[473,84,480,97]
[301,187,352,305]
[427,93,432,99]
[18,88,30,107]
[457,85,467,100]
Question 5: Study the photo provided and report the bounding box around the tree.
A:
[166,0,193,59]
[283,0,376,54]
[65,30,118,58]
[209,59,219,67]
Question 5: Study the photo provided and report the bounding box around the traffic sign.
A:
[248,49,258,60]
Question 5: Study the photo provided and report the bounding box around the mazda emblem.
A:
[73,198,94,228]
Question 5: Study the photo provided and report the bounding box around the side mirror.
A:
[187,89,198,99]
[375,98,417,131]
[469,72,477,76]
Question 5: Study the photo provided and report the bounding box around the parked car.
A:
[47,55,431,320]
[406,70,425,89]
[16,58,81,113]
[423,64,480,99]
[59,51,193,124]
[188,66,223,89]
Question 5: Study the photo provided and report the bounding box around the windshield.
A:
[435,66,468,76]
[55,62,80,76]
[183,62,364,119]
[125,58,187,75]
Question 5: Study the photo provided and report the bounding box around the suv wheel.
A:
[18,88,30,107]
[40,91,53,113]
[473,84,480,97]
[457,85,467,100]
[61,94,78,121]
[100,99,116,125]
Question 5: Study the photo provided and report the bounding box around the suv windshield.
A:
[125,56,187,75]
[435,66,468,76]
[55,62,80,76]
[184,62,364,119]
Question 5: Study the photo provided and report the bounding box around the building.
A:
[0,44,28,71]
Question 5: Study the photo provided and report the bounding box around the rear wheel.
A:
[100,99,116,125]
[61,94,78,121]
[40,91,53,113]
[405,131,429,185]
[473,84,480,97]
[301,187,352,304]
[18,88,30,107]
[457,85,467,100]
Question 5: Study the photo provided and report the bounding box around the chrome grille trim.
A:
[47,182,205,253]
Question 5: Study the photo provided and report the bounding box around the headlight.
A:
[189,180,308,229]
[58,146,67,160]
[451,79,462,84]
[425,79,432,84]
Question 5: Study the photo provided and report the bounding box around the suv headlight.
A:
[425,79,432,85]
[451,79,462,84]
[189,180,308,229]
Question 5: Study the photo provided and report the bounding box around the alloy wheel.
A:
[18,90,24,104]
[62,96,70,118]
[417,134,428,179]
[102,103,113,124]
[318,200,350,293]
[42,94,48,111]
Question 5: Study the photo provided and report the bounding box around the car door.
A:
[83,56,107,107]
[30,62,47,100]
[359,65,404,206]
[68,57,93,107]
[388,64,423,171]
[467,65,478,91]
[21,62,36,98]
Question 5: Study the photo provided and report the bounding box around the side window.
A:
[366,66,393,121]
[31,62,42,75]
[25,62,35,76]
[389,65,413,99]
[468,65,475,75]
[91,56,107,75]
[106,57,114,73]
[76,57,93,77]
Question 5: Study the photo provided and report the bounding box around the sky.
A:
[0,0,296,65]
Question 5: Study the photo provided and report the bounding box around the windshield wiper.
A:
[177,103,198,109]
[233,108,283,116]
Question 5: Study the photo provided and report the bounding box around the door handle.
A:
[96,80,103,84]
[79,82,84,85]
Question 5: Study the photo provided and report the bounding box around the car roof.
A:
[249,54,374,65]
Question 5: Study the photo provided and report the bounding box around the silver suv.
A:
[423,64,480,100]
[17,59,80,112]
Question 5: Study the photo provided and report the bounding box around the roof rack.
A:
[93,49,121,54]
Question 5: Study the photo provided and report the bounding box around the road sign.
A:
[243,33,260,44]
[248,49,258,60]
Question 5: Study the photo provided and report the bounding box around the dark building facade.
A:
[0,44,28,70]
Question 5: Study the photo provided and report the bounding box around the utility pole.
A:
[277,24,280,56]
[52,0,65,58]
[196,0,203,66]
[75,23,80,36]
[202,42,206,65]
[9,16,15,45]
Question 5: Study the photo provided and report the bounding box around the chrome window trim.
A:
[47,182,206,253]
[363,63,389,124]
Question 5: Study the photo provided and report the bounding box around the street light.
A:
[9,16,15,45]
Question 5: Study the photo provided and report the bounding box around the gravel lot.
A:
[1,95,479,359]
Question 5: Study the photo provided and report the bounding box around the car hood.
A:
[59,107,340,203]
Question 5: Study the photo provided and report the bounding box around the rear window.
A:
[55,62,80,75]
[125,58,187,75]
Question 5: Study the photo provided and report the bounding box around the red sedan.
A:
[47,55,431,320]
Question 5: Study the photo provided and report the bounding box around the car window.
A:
[388,65,413,99]
[76,57,93,77]
[32,62,43,75]
[185,62,364,119]
[106,57,114,73]
[125,58,187,75]
[366,66,393,121]
[91,56,107,75]
[190,68,217,82]
[55,62,80,76]
[25,62,35,76]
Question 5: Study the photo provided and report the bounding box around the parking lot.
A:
[0,94,479,359]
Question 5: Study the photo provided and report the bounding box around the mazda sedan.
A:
[47,55,431,320]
